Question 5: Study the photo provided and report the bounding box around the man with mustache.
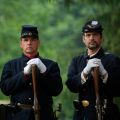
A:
[66,20,120,120]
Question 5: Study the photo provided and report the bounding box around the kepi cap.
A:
[21,25,38,38]
[82,20,103,33]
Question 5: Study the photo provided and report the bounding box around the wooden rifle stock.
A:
[32,64,40,120]
[93,67,103,120]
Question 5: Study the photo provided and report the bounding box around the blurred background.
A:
[0,0,120,119]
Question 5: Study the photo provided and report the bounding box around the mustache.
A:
[89,41,97,44]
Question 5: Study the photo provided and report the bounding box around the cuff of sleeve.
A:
[81,72,87,84]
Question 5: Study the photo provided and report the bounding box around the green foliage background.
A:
[0,0,120,119]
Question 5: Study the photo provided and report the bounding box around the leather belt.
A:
[17,103,33,109]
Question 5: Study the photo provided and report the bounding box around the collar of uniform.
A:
[84,48,105,60]
[22,53,39,62]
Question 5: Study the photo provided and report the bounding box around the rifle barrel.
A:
[93,67,99,97]
[32,64,40,120]
[93,67,103,120]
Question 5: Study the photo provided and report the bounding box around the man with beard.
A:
[66,20,120,120]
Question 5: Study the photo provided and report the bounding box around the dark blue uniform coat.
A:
[66,48,120,120]
[0,54,63,120]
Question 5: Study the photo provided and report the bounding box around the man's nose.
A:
[27,39,32,43]
[90,34,94,39]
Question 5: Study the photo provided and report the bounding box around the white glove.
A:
[83,58,100,75]
[98,60,107,76]
[98,60,108,83]
[24,64,32,75]
[81,71,87,84]
[27,58,46,73]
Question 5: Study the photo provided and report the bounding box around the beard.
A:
[87,42,99,50]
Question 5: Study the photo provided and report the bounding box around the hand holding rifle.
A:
[83,58,108,120]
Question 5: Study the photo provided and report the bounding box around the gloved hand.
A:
[24,64,32,75]
[83,58,100,75]
[27,58,46,73]
[98,60,107,76]
[96,59,108,83]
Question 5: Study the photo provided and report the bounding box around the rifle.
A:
[93,67,103,120]
[32,64,40,120]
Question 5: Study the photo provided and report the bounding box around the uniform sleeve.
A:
[0,62,28,96]
[39,62,63,96]
[66,58,83,93]
[106,56,120,97]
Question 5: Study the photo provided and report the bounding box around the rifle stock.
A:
[93,67,103,120]
[32,64,40,120]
